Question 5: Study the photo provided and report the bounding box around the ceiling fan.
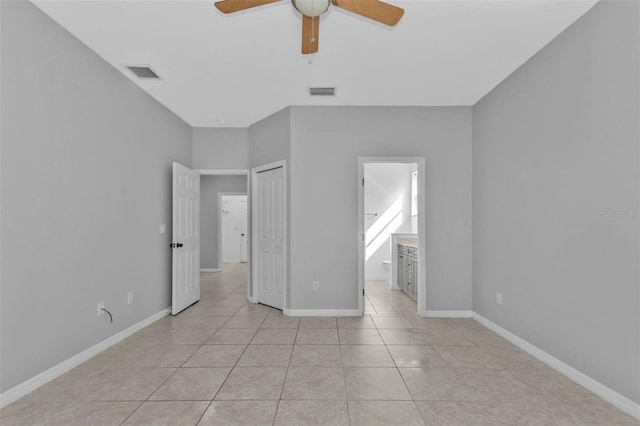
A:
[214,0,404,54]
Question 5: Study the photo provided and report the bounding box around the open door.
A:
[254,165,285,310]
[240,198,248,263]
[172,162,200,315]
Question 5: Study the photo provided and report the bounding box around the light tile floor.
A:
[1,264,638,425]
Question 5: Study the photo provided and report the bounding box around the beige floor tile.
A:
[290,345,342,367]
[0,400,139,426]
[204,307,241,317]
[281,367,346,400]
[86,344,199,369]
[371,316,413,329]
[435,346,505,369]
[340,345,395,367]
[415,400,509,426]
[343,368,411,400]
[457,329,511,346]
[444,318,487,330]
[233,304,273,317]
[237,344,293,367]
[189,316,230,329]
[164,328,218,345]
[455,368,534,402]
[399,367,482,401]
[251,328,298,344]
[295,328,339,344]
[149,367,231,400]
[300,317,337,328]
[338,328,384,344]
[379,329,428,345]
[206,328,257,345]
[183,345,246,367]
[421,329,475,346]
[509,367,594,404]
[478,345,549,370]
[261,314,301,329]
[122,401,209,425]
[337,316,376,329]
[348,401,426,426]
[215,367,287,400]
[274,400,349,426]
[199,401,278,426]
[221,316,265,329]
[387,345,448,368]
[97,368,177,401]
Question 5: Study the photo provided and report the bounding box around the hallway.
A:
[1,265,636,425]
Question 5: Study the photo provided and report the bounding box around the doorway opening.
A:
[358,157,426,317]
[198,170,251,302]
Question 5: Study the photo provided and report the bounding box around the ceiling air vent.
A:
[309,87,336,96]
[126,66,160,79]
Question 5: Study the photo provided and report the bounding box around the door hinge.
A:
[362,178,364,186]
[363,289,365,296]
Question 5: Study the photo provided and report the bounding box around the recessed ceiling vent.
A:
[309,87,336,96]
[126,66,160,79]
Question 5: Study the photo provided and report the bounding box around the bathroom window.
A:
[411,171,418,216]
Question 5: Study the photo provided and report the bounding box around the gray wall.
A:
[472,0,639,403]
[290,106,473,311]
[0,1,192,393]
[200,176,248,269]
[192,127,250,169]
[249,107,292,305]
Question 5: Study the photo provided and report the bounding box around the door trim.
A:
[357,157,427,317]
[251,160,287,309]
[197,169,251,303]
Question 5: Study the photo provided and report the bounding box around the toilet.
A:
[381,261,391,287]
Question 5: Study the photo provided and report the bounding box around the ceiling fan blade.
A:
[333,0,404,26]
[214,0,282,14]
[301,15,320,54]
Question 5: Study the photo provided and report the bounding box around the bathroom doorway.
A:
[358,157,426,317]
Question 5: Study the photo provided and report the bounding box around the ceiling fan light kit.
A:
[214,0,404,54]
[292,0,330,17]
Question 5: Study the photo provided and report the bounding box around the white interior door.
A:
[172,162,200,315]
[221,195,245,263]
[240,199,248,263]
[256,166,284,309]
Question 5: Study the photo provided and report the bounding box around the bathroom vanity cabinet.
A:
[397,244,418,301]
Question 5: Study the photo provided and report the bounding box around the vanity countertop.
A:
[397,237,418,248]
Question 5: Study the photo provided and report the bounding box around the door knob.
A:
[170,243,184,248]
[177,243,183,248]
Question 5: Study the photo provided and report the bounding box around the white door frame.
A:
[197,169,251,303]
[251,160,287,308]
[357,157,427,317]
[218,192,248,266]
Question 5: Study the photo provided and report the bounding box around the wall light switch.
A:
[496,292,502,305]
[127,292,134,304]
[159,224,166,234]
[312,281,319,291]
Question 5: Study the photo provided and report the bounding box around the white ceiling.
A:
[33,0,597,127]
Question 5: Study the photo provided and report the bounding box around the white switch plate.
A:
[127,292,134,304]
[496,292,502,305]
[312,281,319,291]
[97,302,105,316]
[159,224,166,234]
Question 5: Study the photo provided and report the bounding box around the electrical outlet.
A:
[496,292,502,305]
[312,281,319,291]
[97,302,105,316]
[127,292,134,304]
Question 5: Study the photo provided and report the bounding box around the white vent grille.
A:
[309,87,336,96]
[126,66,160,79]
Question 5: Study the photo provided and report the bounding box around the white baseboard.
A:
[0,307,171,409]
[200,268,221,272]
[425,310,473,318]
[283,308,361,317]
[472,312,640,421]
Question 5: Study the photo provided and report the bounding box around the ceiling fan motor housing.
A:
[292,0,330,17]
